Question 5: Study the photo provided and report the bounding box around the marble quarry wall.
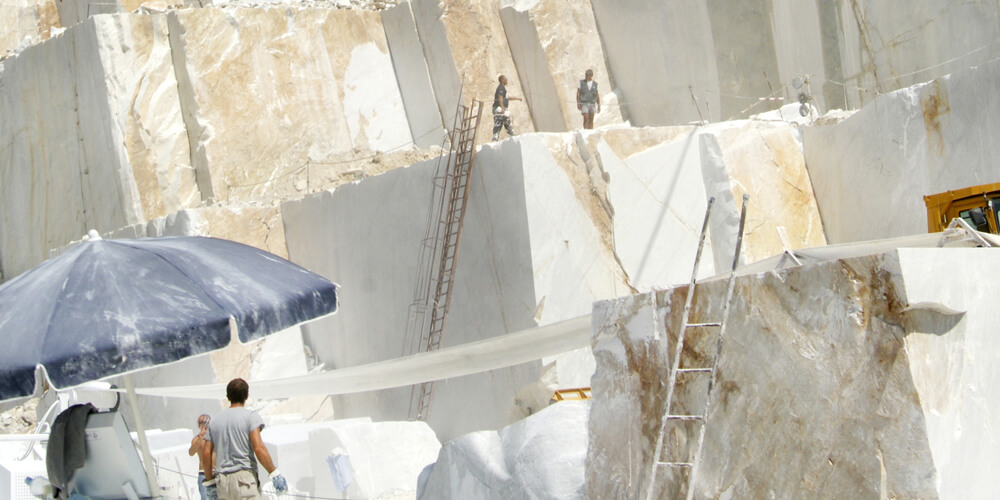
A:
[804,57,1000,244]
[381,3,447,149]
[0,0,60,57]
[823,0,1000,110]
[498,0,624,132]
[281,135,627,441]
[0,8,411,280]
[0,16,149,283]
[3,0,997,281]
[409,0,536,143]
[588,0,1000,125]
[588,247,1000,498]
[166,8,411,202]
[1,2,997,479]
[590,122,825,289]
[281,122,822,440]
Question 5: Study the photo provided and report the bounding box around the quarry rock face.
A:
[410,0,534,142]
[381,2,446,149]
[281,124,824,441]
[805,57,1000,244]
[499,0,625,132]
[282,134,627,441]
[168,7,411,204]
[2,1,1000,495]
[110,14,200,222]
[590,120,825,289]
[588,247,1000,498]
[708,121,826,264]
[589,0,718,127]
[0,0,59,57]
[0,8,411,279]
[0,16,148,281]
[419,400,589,499]
[587,0,1000,126]
[822,0,1000,109]
[106,205,289,259]
[3,0,999,282]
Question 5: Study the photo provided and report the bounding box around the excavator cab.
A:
[924,183,1000,234]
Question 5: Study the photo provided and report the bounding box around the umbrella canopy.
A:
[0,236,339,401]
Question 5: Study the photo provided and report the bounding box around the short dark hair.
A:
[226,378,249,404]
[498,75,506,84]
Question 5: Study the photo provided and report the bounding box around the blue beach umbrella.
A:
[0,235,339,400]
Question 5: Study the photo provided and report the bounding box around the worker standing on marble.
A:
[189,414,214,500]
[577,69,600,129]
[201,378,288,500]
[492,74,522,141]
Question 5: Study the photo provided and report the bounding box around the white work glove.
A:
[270,469,288,493]
[26,476,53,497]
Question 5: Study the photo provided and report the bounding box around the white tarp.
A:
[123,315,592,400]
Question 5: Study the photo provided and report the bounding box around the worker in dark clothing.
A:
[576,69,600,129]
[492,75,522,141]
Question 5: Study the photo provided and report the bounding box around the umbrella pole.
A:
[124,374,161,495]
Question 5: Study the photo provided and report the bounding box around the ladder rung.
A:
[657,461,693,468]
[676,368,712,374]
[687,322,722,328]
[665,415,704,421]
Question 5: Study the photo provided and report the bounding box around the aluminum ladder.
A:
[407,98,484,421]
[643,193,749,500]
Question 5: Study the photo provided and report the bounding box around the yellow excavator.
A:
[924,182,1000,234]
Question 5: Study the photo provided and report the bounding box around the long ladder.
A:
[407,99,484,421]
[644,193,749,500]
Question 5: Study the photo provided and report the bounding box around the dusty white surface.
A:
[263,418,440,498]
[4,1,1000,279]
[420,400,589,499]
[896,248,1000,498]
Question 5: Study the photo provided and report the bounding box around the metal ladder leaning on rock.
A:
[407,97,484,422]
[643,193,749,500]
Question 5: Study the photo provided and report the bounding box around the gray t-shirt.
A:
[205,407,265,474]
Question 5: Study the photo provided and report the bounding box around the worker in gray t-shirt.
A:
[201,378,288,500]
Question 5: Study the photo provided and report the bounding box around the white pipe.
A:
[0,434,50,441]
[124,374,160,494]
